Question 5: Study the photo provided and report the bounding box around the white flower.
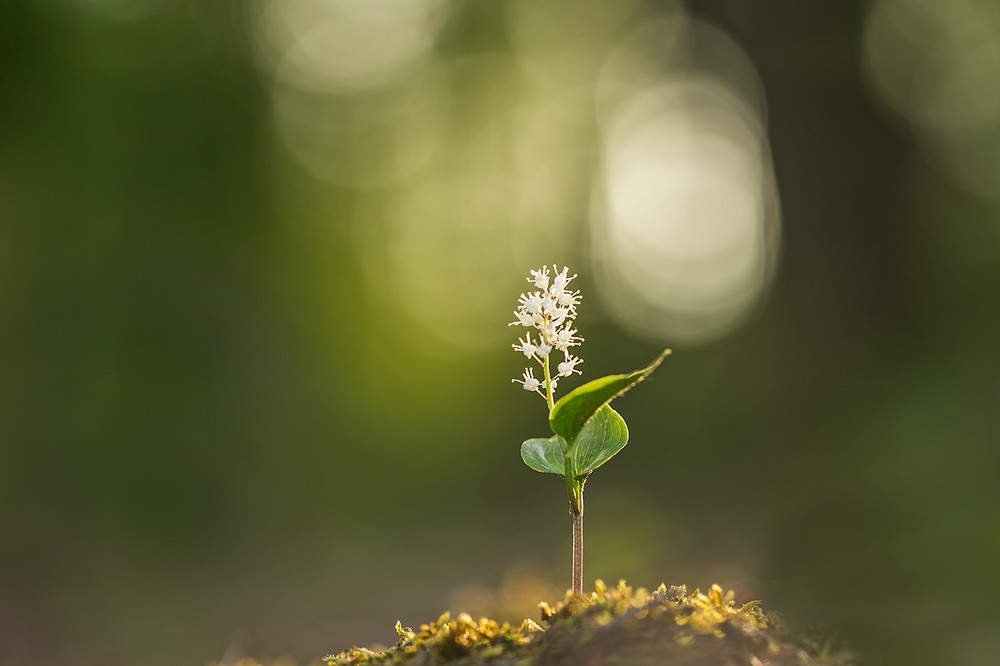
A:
[557,353,583,377]
[553,326,582,351]
[513,367,543,394]
[552,266,576,292]
[540,320,558,342]
[557,289,580,308]
[511,264,584,400]
[518,292,543,315]
[513,335,538,358]
[529,267,550,291]
[510,310,535,327]
[550,307,569,327]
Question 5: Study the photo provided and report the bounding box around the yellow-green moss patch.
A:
[324,580,855,665]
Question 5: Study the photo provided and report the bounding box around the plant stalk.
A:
[571,489,583,596]
[543,354,555,413]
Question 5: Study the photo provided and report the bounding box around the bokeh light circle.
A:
[593,19,781,344]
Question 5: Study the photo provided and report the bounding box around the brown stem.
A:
[571,493,583,596]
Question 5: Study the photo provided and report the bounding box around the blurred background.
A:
[2,0,999,664]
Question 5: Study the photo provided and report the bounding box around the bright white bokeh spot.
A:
[593,20,780,343]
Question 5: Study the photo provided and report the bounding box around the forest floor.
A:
[293,579,856,665]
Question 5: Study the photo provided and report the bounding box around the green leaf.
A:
[521,406,630,478]
[571,404,629,477]
[520,435,567,476]
[550,349,671,444]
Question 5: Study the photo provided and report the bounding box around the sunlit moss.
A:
[320,580,855,665]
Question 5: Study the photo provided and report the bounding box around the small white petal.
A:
[553,326,582,350]
[514,367,543,392]
[557,353,583,377]
[509,311,535,327]
[518,292,543,315]
[552,266,576,291]
[550,307,569,327]
[529,267,550,291]
[513,334,538,358]
[540,294,557,314]
[558,290,579,307]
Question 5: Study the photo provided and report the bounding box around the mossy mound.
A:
[325,580,855,665]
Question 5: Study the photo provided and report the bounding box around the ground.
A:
[221,580,855,666]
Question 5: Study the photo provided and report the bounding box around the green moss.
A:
[324,580,855,665]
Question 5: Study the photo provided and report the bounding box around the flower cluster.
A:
[510,265,583,400]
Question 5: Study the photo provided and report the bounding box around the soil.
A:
[316,580,856,666]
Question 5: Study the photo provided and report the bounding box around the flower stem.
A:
[544,340,583,595]
[571,486,584,597]
[543,355,555,412]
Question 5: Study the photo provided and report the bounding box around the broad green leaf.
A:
[520,435,567,476]
[571,404,629,477]
[550,349,670,444]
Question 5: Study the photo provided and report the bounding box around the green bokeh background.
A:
[2,2,999,665]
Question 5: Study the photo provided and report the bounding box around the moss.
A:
[322,580,856,665]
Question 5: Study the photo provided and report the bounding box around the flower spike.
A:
[511,265,584,404]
